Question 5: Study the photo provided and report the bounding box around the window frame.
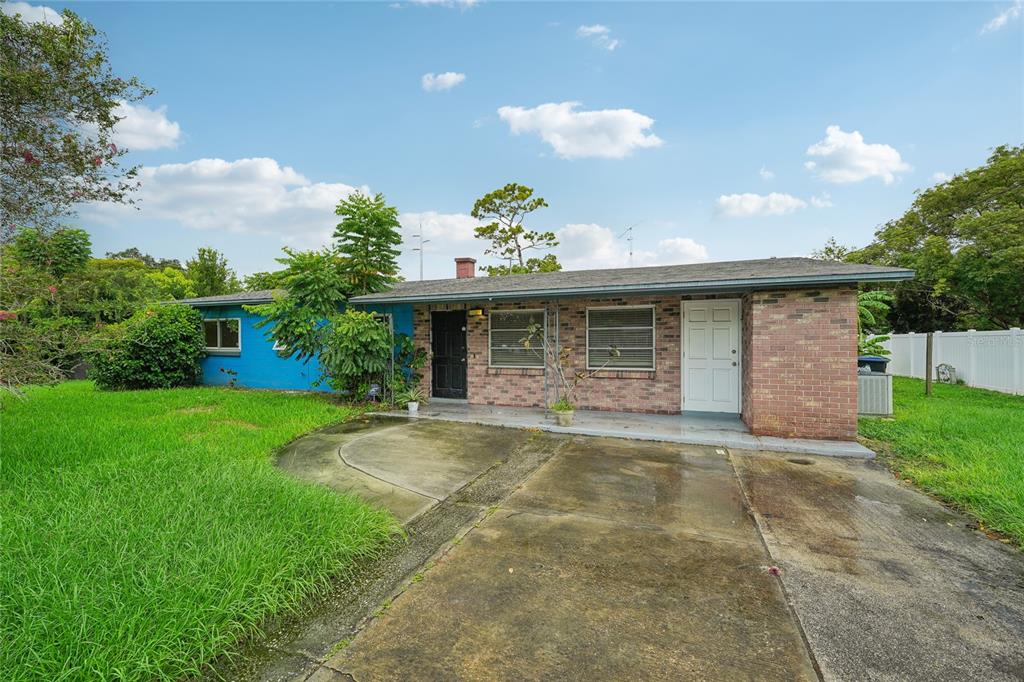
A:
[488,308,546,369]
[585,304,656,371]
[203,317,242,355]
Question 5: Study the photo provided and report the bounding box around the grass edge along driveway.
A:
[860,377,1024,548]
[1,381,400,681]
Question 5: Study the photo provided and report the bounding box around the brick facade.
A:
[412,286,858,440]
[413,296,682,414]
[740,287,858,440]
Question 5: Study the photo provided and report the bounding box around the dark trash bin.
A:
[857,355,890,374]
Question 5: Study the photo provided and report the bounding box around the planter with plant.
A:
[521,322,620,427]
[396,385,426,414]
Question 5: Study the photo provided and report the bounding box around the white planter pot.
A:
[553,409,574,427]
[407,401,419,415]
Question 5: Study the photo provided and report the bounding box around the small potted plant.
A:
[520,322,620,428]
[397,385,426,415]
[550,397,574,426]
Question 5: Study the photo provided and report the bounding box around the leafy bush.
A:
[319,309,392,393]
[92,304,205,390]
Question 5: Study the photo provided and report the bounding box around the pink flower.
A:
[47,285,57,295]
[0,311,16,321]
[92,156,102,167]
[767,566,782,576]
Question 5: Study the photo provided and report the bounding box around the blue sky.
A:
[9,1,1023,279]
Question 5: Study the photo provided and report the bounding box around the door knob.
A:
[732,361,737,366]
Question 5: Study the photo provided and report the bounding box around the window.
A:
[587,306,655,370]
[203,318,241,353]
[489,310,545,368]
[373,312,393,332]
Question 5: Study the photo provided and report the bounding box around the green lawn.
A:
[859,377,1024,547]
[0,381,399,681]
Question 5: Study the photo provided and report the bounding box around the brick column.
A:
[741,287,858,440]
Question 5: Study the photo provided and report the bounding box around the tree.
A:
[471,183,560,276]
[8,227,91,277]
[185,247,240,298]
[1,7,151,239]
[243,270,287,291]
[810,237,853,263]
[148,267,196,300]
[333,192,402,295]
[106,247,182,270]
[850,145,1024,331]
[245,248,347,363]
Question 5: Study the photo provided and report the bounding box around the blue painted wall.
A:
[196,302,413,391]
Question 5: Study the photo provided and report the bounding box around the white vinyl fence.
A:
[880,328,1024,395]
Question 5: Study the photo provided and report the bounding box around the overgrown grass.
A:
[0,381,399,680]
[859,377,1024,547]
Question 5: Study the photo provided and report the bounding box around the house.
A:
[178,289,413,391]
[348,257,914,441]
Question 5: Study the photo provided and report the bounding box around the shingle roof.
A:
[349,257,914,304]
[177,289,284,307]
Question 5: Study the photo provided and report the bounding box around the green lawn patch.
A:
[859,377,1024,547]
[1,382,399,680]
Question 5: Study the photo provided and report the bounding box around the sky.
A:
[6,0,1023,280]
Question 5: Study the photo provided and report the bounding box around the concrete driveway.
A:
[272,418,1024,682]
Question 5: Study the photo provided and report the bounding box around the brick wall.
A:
[412,296,681,414]
[740,287,858,440]
[412,287,859,440]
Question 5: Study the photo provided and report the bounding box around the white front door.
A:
[683,299,741,413]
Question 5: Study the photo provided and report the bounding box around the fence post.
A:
[1013,327,1022,396]
[967,329,977,388]
[933,330,942,377]
[925,333,933,396]
[908,331,917,378]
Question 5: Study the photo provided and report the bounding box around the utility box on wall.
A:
[858,373,893,416]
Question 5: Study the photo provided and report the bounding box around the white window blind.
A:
[489,310,544,368]
[587,307,655,370]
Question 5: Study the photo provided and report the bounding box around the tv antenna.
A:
[618,223,642,266]
[411,220,431,281]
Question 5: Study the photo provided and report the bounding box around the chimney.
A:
[455,257,476,279]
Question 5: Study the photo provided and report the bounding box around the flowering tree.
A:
[1,7,151,239]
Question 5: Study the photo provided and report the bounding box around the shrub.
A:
[318,309,392,393]
[92,304,205,390]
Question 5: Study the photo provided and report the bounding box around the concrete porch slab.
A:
[379,402,875,459]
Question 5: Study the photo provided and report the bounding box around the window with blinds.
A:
[587,306,655,370]
[489,310,545,368]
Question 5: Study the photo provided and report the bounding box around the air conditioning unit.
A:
[858,373,893,416]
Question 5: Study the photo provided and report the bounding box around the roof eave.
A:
[179,297,276,307]
[350,270,915,305]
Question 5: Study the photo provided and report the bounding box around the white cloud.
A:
[931,171,953,183]
[810,193,834,208]
[421,72,466,92]
[982,0,1022,32]
[497,102,662,159]
[577,24,619,50]
[556,223,708,270]
[109,101,182,151]
[86,157,365,247]
[0,1,62,24]
[715,192,807,218]
[759,166,775,180]
[396,211,486,279]
[805,125,910,184]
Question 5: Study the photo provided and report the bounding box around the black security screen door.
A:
[431,311,467,399]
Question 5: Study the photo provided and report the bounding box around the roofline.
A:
[179,295,277,307]
[349,270,915,305]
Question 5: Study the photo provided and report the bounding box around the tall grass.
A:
[859,377,1024,547]
[1,382,399,680]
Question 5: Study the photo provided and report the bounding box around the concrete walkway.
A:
[258,418,1024,682]
[379,401,875,458]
